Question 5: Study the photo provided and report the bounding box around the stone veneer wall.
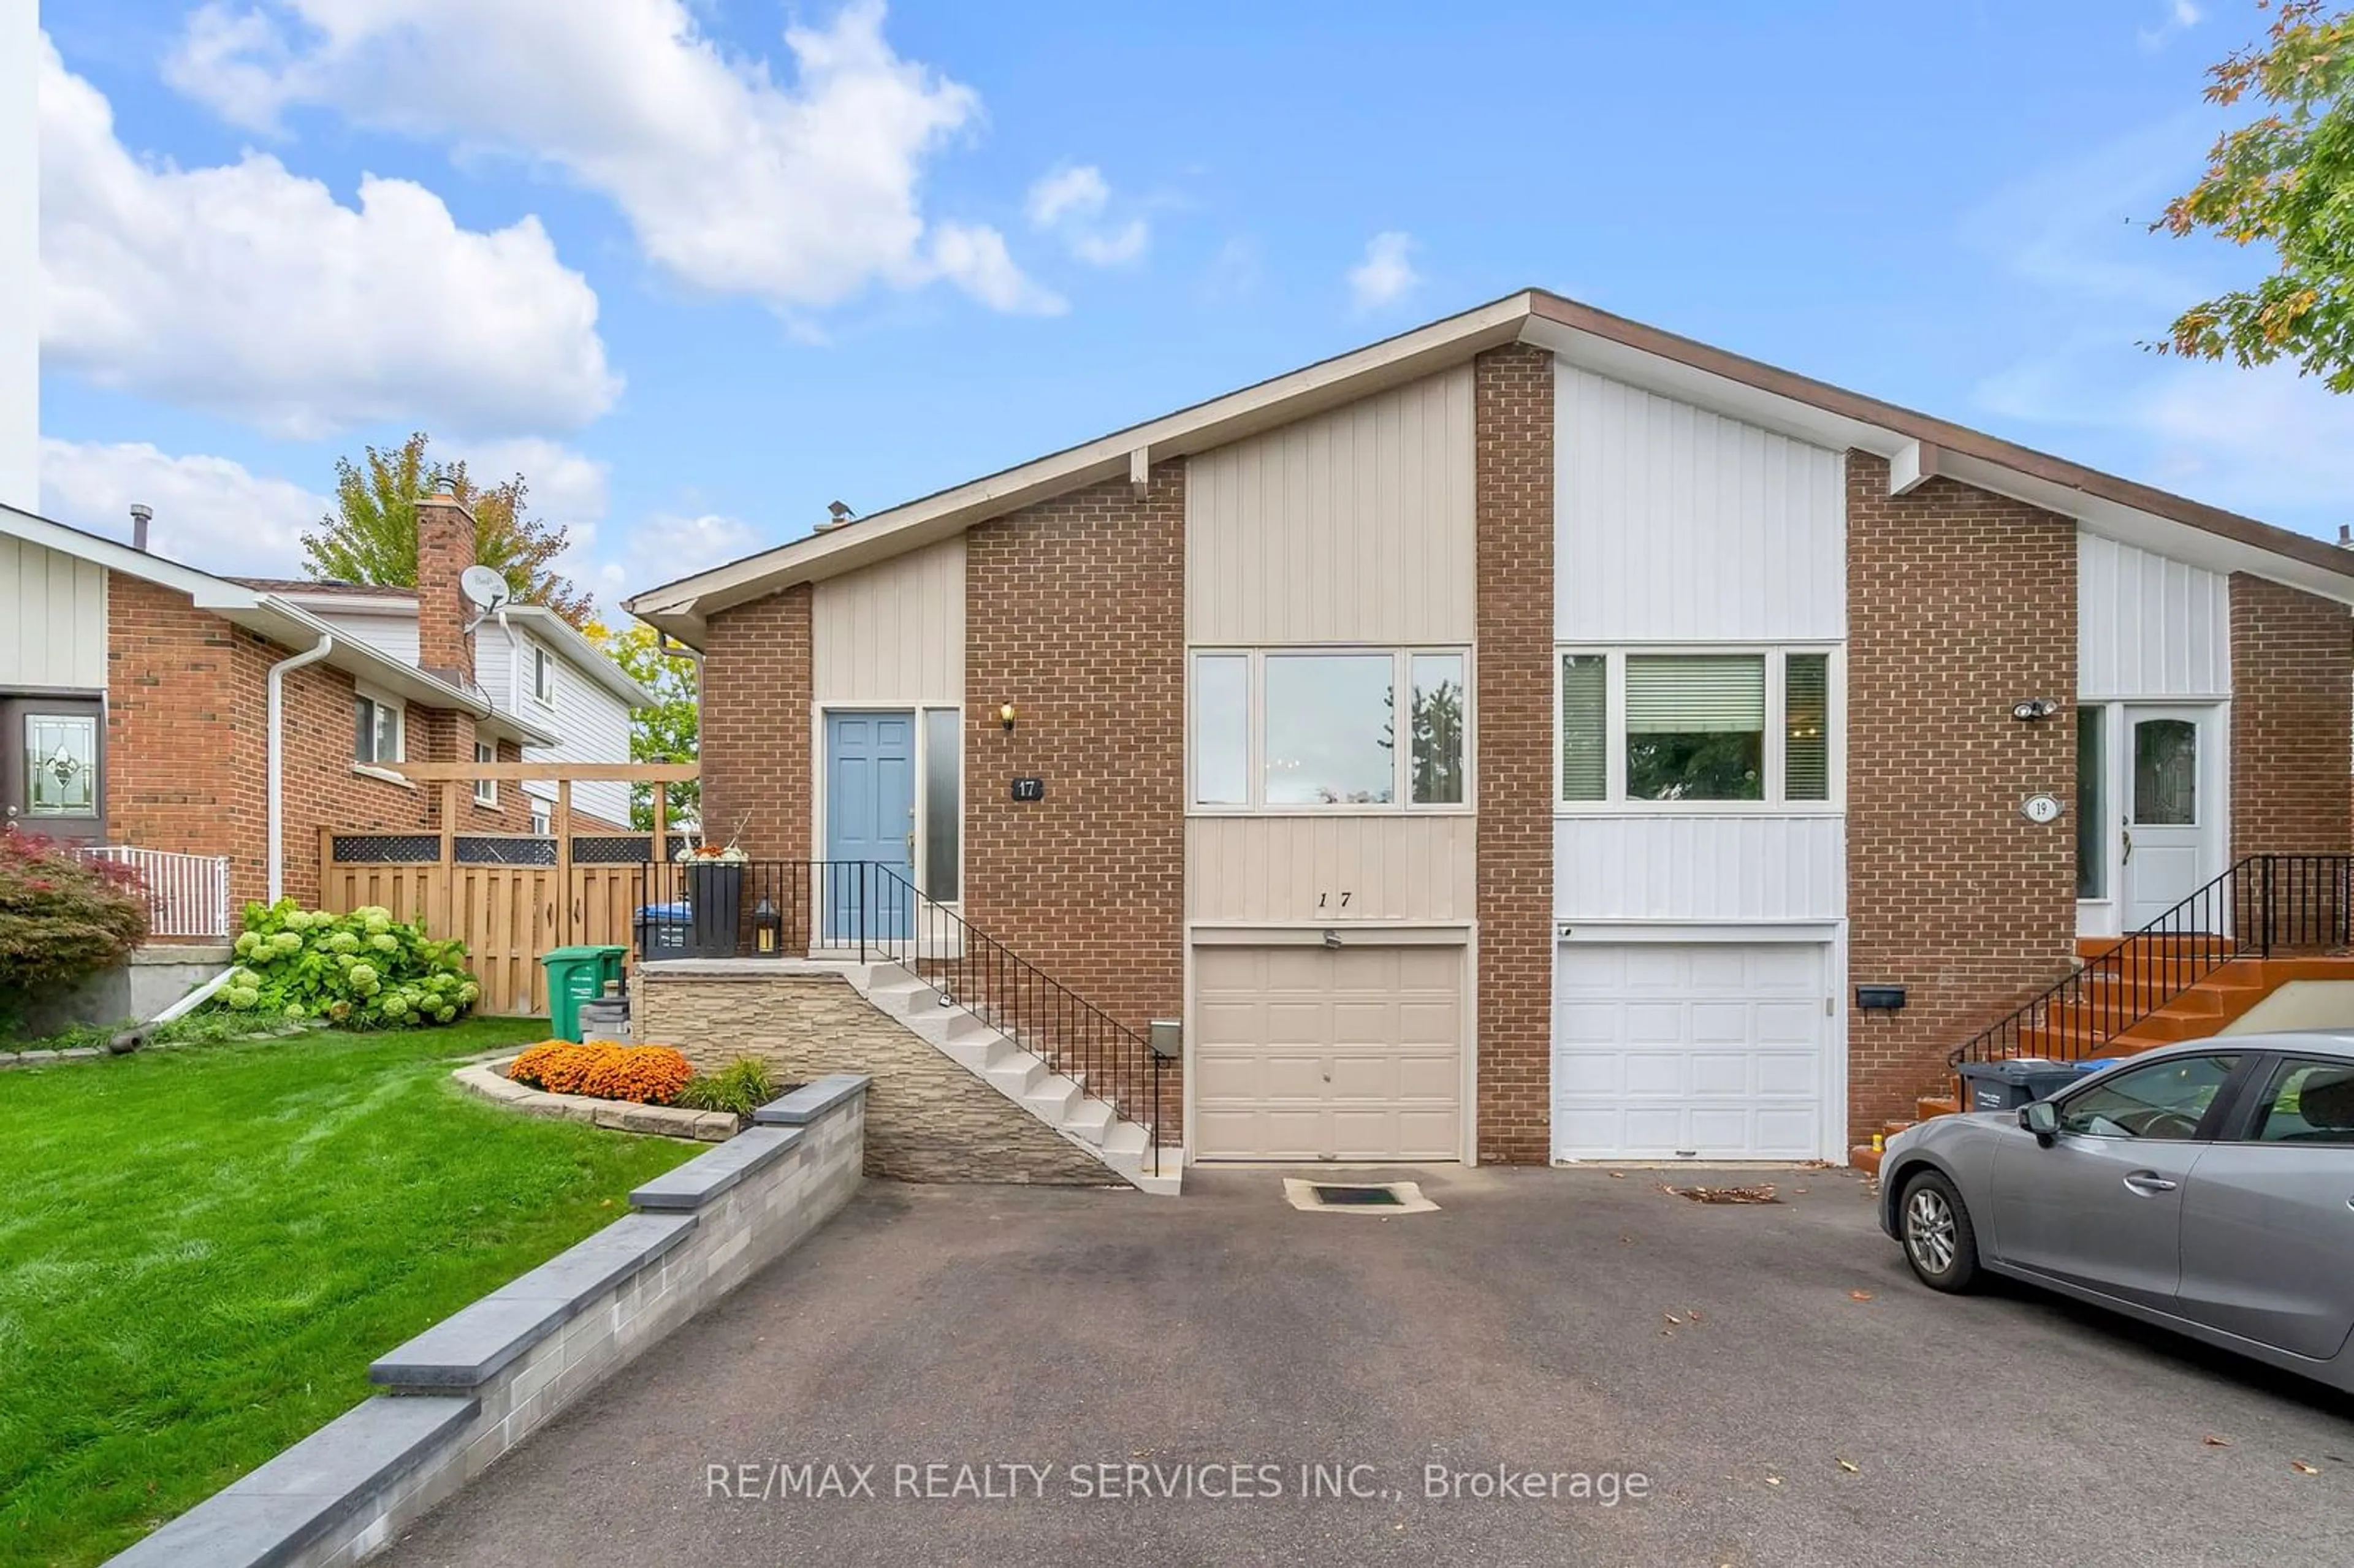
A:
[105,1079,869,1568]
[633,962,1114,1184]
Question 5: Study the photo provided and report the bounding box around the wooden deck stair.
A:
[1852,945,2354,1177]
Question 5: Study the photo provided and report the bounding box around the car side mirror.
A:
[2019,1100,2059,1146]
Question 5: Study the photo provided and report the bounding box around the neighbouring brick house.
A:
[627,289,2354,1176]
[0,488,650,925]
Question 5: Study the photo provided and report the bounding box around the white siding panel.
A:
[812,535,964,704]
[1187,367,1474,645]
[1553,816,1845,923]
[2076,531,2231,699]
[521,652,636,826]
[1187,816,1477,924]
[0,537,105,688]
[1555,363,1845,642]
[315,609,421,668]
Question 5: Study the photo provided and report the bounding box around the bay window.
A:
[1558,647,1839,808]
[1190,647,1471,811]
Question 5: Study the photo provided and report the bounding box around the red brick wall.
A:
[1473,343,1557,1165]
[964,467,1187,1133]
[416,492,476,683]
[699,584,813,860]
[106,577,557,913]
[1845,454,2079,1137]
[2229,573,2351,860]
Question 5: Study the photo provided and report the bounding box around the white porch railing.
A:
[75,846,234,939]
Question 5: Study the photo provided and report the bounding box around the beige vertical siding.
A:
[1186,816,1478,924]
[2077,530,2230,699]
[811,535,965,704]
[1186,367,1475,645]
[1555,362,1846,642]
[0,537,106,688]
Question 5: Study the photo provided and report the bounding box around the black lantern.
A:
[753,896,783,956]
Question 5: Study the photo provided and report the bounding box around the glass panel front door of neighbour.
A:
[2,698,104,845]
[2122,707,2215,931]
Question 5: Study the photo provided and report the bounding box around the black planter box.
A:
[683,862,744,958]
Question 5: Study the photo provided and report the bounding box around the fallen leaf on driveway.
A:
[1666,1313,1686,1326]
[1849,1290,1875,1303]
[1609,1170,1626,1179]
[2293,1461,2320,1475]
[1689,1309,1704,1323]
[1764,1475,1783,1486]
[1835,1458,1859,1473]
[2203,1436,2232,1447]
[1671,1184,1781,1205]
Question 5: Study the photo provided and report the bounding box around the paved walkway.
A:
[378,1166,2354,1568]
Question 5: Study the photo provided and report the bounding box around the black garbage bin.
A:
[1956,1057,2082,1113]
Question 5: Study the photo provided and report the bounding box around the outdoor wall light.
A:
[999,702,1018,732]
[2010,698,2060,722]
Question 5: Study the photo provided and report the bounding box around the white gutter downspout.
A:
[267,635,335,903]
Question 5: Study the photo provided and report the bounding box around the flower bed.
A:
[508,1041,693,1103]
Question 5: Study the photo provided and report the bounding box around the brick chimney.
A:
[415,484,477,688]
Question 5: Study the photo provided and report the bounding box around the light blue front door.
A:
[825,711,915,940]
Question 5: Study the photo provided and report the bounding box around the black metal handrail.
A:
[1951,853,2353,1068]
[633,859,1168,1174]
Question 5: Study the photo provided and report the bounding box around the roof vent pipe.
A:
[129,503,152,552]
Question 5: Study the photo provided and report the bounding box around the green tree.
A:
[2154,2,2354,390]
[301,432,593,625]
[585,618,701,832]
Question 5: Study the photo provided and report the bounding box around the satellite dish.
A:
[459,565,509,611]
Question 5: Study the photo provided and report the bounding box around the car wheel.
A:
[1899,1170,1980,1293]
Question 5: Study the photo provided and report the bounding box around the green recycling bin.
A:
[540,944,629,1042]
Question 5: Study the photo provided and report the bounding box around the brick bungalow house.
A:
[624,289,2354,1181]
[0,487,648,925]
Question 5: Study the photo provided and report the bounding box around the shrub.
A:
[0,834,149,1021]
[579,1046,694,1106]
[674,1057,780,1118]
[506,1041,612,1095]
[218,900,478,1030]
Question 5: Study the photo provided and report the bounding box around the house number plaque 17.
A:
[1010,777,1046,802]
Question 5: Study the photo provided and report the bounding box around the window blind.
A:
[1625,655,1764,734]
[1785,654,1829,801]
[1560,654,1606,801]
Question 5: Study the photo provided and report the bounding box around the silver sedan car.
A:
[1878,1032,2354,1393]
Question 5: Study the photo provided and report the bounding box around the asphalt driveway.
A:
[378,1166,2354,1568]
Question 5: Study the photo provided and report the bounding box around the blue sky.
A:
[33,0,2354,612]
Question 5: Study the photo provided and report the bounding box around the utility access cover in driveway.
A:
[1280,1178,1438,1214]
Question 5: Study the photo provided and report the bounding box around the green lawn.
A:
[0,1017,698,1567]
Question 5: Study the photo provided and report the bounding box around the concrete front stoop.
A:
[834,961,1183,1197]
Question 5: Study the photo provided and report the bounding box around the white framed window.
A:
[1557,645,1840,811]
[530,802,551,836]
[473,741,498,807]
[1189,647,1471,812]
[531,647,556,707]
[352,691,404,766]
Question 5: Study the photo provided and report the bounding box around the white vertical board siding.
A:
[1187,816,1478,924]
[1554,816,1846,923]
[1555,363,1845,642]
[0,536,106,688]
[1186,367,1474,645]
[2076,531,2230,698]
[812,535,965,704]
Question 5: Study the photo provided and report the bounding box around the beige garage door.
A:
[1193,943,1463,1161]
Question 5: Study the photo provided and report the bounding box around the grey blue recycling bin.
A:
[1956,1057,2084,1113]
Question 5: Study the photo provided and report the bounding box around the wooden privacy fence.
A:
[318,762,699,1018]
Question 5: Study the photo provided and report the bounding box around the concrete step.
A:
[987,1054,1046,1098]
[1024,1073,1081,1123]
[1062,1097,1115,1146]
[1102,1121,1148,1161]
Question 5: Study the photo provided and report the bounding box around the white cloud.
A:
[624,511,763,585]
[39,36,616,441]
[2138,0,2203,50]
[1024,162,1149,268]
[169,0,1060,317]
[1346,231,1420,313]
[39,438,327,576]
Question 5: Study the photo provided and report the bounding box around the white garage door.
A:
[1552,942,1829,1162]
[1194,944,1462,1161]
